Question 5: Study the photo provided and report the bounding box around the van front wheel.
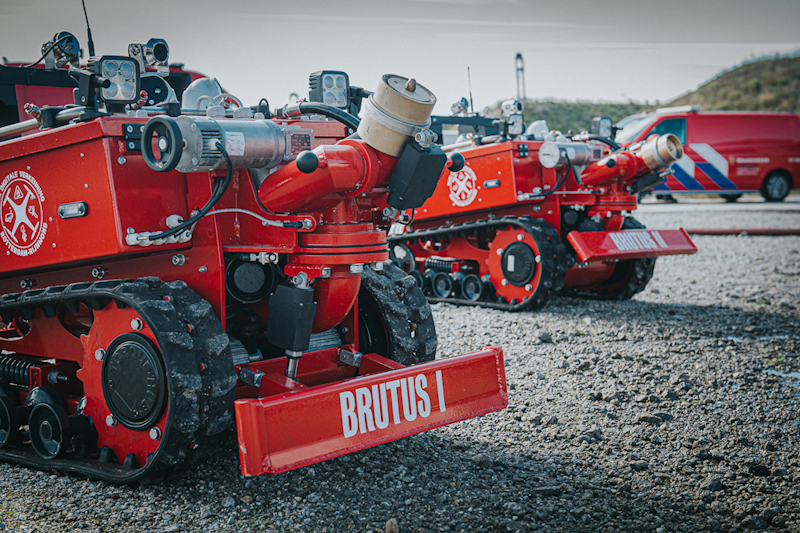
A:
[761,171,791,202]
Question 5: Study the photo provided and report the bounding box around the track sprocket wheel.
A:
[74,278,236,481]
[487,219,563,310]
[566,217,656,300]
[358,263,437,365]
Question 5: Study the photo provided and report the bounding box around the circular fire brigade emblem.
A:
[1,170,47,257]
[447,166,478,208]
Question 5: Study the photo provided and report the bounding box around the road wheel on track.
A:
[358,263,437,365]
[565,217,656,301]
[389,242,417,273]
[761,171,791,202]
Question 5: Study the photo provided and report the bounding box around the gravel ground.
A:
[1,206,799,533]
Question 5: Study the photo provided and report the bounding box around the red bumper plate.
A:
[234,346,507,476]
[567,228,697,262]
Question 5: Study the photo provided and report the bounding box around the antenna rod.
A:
[467,66,474,114]
[81,0,95,57]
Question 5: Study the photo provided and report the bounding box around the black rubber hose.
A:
[277,102,360,131]
[148,144,233,241]
[572,133,622,151]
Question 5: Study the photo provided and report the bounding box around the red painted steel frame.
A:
[235,346,507,476]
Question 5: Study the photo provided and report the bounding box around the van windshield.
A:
[615,115,658,144]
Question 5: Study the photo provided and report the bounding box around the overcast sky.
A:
[2,0,800,114]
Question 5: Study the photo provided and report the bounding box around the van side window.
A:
[647,118,686,144]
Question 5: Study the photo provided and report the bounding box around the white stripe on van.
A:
[690,144,728,178]
[673,154,695,178]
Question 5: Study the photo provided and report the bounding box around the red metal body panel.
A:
[418,141,556,222]
[234,346,507,476]
[567,228,697,262]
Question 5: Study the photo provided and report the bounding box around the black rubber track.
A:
[564,217,657,301]
[359,263,437,365]
[0,278,236,484]
[389,216,567,312]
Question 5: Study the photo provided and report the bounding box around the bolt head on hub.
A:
[496,248,504,255]
[149,427,162,441]
[95,348,106,361]
[131,318,143,331]
[525,284,533,291]
[40,420,54,441]
[106,414,117,427]
[517,234,524,241]
[501,279,508,286]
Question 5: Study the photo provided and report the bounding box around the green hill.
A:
[491,52,800,133]
[669,53,800,113]
[516,100,653,135]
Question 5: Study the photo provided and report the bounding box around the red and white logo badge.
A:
[447,166,478,208]
[1,170,47,257]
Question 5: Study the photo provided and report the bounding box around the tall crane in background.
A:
[515,53,525,101]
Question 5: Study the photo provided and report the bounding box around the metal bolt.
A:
[496,248,504,256]
[199,266,207,273]
[172,254,185,266]
[127,227,135,234]
[517,234,524,241]
[126,125,133,133]
[118,156,126,165]
[92,267,105,279]
[404,78,417,92]
[106,414,117,427]
[84,184,88,189]
[131,318,143,331]
[525,284,533,291]
[80,153,84,157]
[52,243,56,248]
[95,349,106,361]
[535,255,541,263]
[20,278,33,289]
[149,427,162,441]
[501,279,508,286]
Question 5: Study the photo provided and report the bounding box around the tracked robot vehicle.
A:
[390,103,697,311]
[0,35,508,483]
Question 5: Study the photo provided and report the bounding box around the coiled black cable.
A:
[23,35,74,68]
[532,153,574,198]
[148,143,234,241]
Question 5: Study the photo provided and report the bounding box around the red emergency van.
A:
[615,106,800,201]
